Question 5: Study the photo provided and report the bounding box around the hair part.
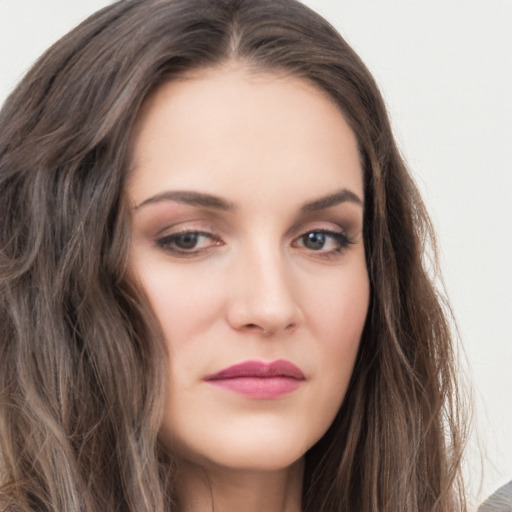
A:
[0,1,468,510]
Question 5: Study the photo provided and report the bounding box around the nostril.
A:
[242,323,274,335]
[241,321,297,336]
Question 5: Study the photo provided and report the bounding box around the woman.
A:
[0,0,467,510]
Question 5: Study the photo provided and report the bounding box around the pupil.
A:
[304,232,325,250]
[176,233,198,249]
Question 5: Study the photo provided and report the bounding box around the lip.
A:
[204,360,306,399]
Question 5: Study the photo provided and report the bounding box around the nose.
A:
[226,245,304,336]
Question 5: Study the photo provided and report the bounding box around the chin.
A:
[170,422,319,473]
[200,447,306,473]
[221,444,304,472]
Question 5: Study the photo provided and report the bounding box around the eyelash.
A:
[155,228,354,258]
[293,229,354,257]
[155,230,223,256]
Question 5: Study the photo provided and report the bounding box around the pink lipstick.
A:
[204,360,305,399]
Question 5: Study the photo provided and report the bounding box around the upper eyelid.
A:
[288,221,347,239]
[134,196,362,242]
[294,228,345,240]
[153,226,356,260]
[154,223,350,240]
[155,229,218,244]
[294,229,351,244]
[155,231,221,255]
[157,229,213,238]
[153,221,218,238]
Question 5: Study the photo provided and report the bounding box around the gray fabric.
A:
[479,481,512,512]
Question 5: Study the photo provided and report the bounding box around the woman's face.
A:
[127,65,369,473]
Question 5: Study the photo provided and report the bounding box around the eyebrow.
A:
[134,190,235,211]
[134,187,363,212]
[300,188,363,211]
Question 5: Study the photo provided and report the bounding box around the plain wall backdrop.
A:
[1,0,511,508]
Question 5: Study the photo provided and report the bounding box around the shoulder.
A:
[479,481,512,512]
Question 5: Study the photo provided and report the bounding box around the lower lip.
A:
[207,377,303,399]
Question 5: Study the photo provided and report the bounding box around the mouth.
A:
[204,360,306,399]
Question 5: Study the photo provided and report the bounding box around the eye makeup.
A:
[155,229,224,256]
[131,189,363,262]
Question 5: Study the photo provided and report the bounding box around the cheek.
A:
[137,262,224,352]
[134,247,370,467]
[307,261,369,350]
[305,263,369,411]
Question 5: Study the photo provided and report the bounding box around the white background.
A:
[1,1,511,508]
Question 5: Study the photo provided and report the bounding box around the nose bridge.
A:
[227,236,302,335]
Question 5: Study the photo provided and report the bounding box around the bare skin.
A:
[127,63,369,512]
[176,458,304,512]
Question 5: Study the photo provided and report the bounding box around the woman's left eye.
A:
[155,231,222,255]
[294,229,352,254]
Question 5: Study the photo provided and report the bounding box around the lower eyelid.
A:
[154,226,355,254]
[299,229,347,241]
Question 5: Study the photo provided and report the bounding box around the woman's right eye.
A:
[155,231,223,256]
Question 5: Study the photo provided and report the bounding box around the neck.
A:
[176,458,304,512]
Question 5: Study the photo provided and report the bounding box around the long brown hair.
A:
[0,0,467,510]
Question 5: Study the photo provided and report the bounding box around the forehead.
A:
[127,64,363,208]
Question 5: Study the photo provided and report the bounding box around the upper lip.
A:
[204,360,305,381]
